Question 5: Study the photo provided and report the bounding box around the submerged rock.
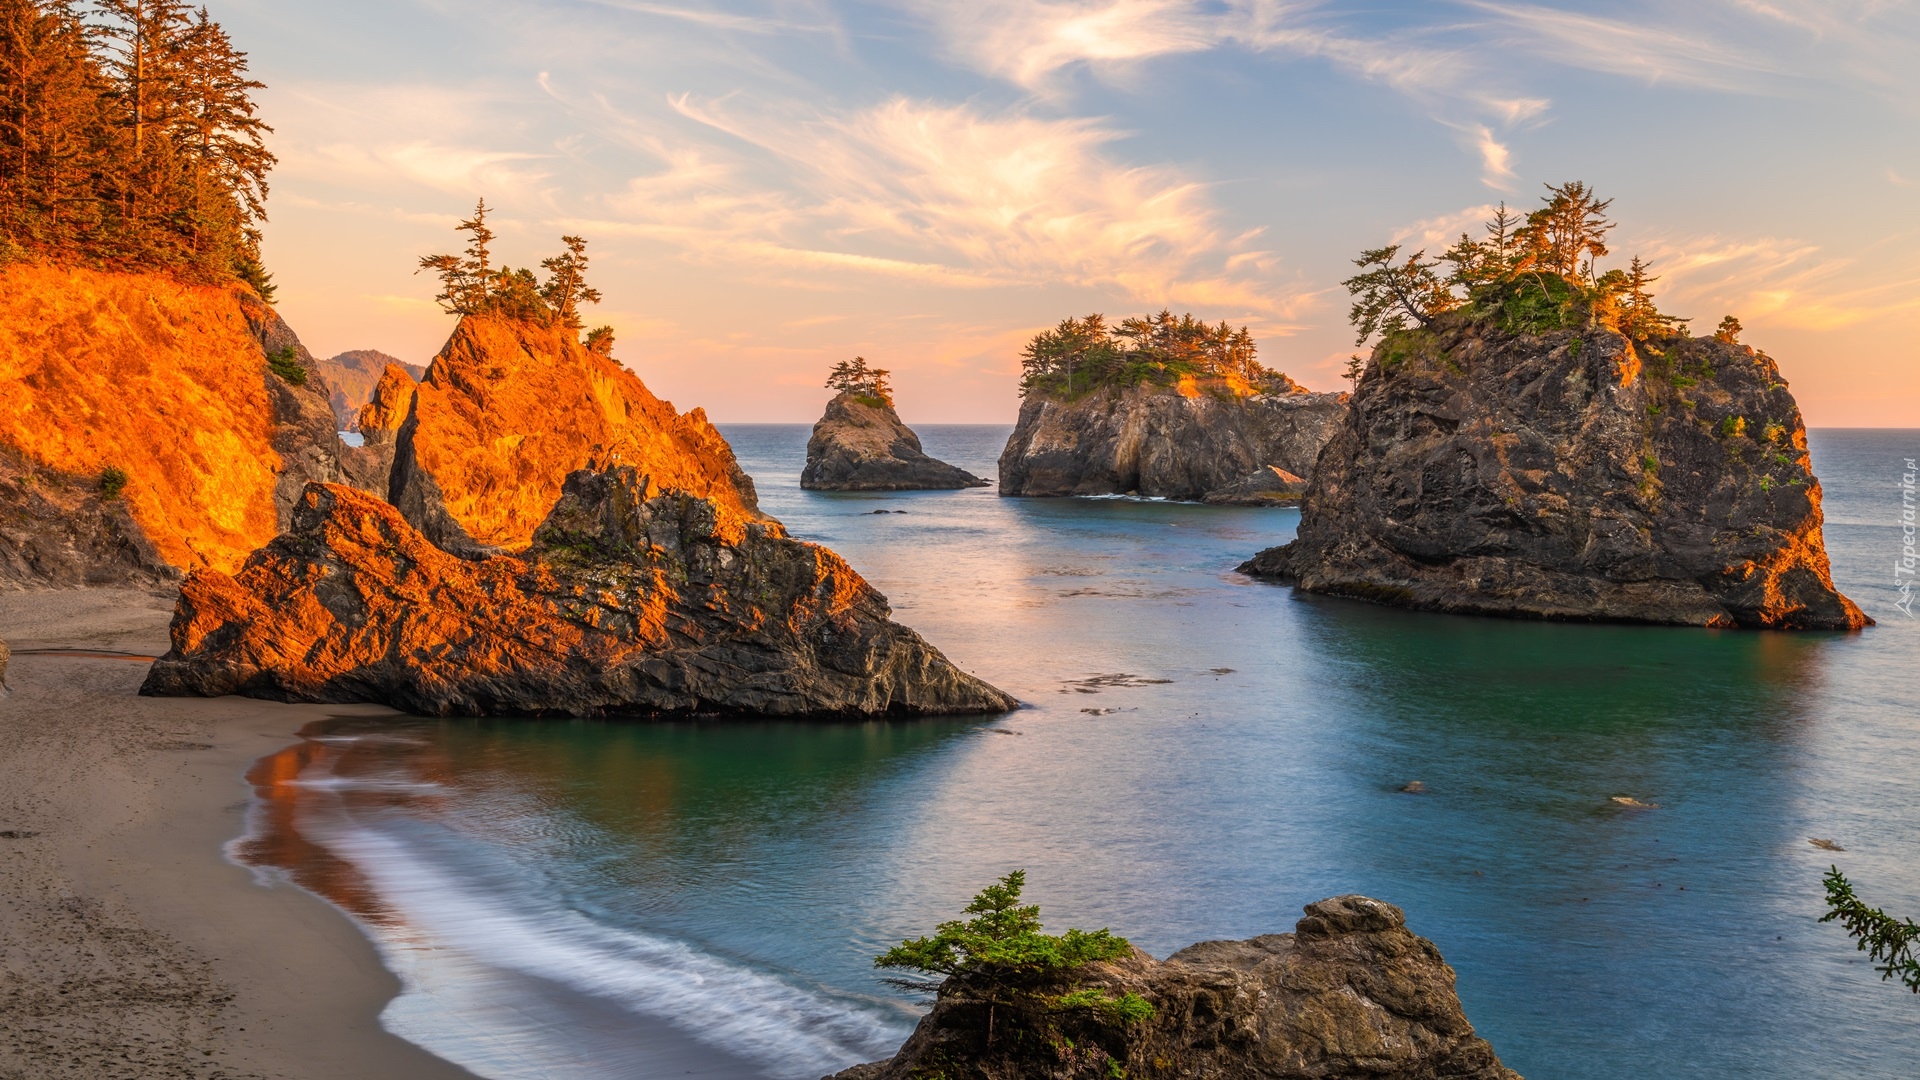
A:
[141,467,1017,718]
[997,381,1347,501]
[829,895,1518,1080]
[390,314,764,557]
[801,391,988,491]
[1241,319,1868,630]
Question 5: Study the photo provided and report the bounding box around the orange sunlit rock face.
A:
[395,316,763,552]
[0,264,289,572]
[142,469,1018,718]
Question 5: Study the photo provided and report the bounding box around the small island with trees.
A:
[801,356,988,492]
[997,310,1348,501]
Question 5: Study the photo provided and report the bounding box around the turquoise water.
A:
[240,427,1920,1079]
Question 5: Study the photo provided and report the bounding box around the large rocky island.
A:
[995,313,1347,501]
[803,389,988,491]
[141,467,1015,717]
[832,890,1517,1080]
[1242,187,1867,630]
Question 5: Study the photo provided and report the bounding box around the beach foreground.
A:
[0,588,475,1080]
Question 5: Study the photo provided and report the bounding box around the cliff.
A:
[831,895,1517,1080]
[997,380,1347,501]
[0,263,353,584]
[141,468,1017,717]
[1241,318,1868,629]
[316,349,424,431]
[391,315,763,556]
[801,391,988,490]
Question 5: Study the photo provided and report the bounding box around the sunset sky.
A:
[226,0,1919,425]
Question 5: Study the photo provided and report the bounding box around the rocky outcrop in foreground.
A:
[0,263,358,582]
[141,467,1016,718]
[998,381,1347,500]
[1242,319,1868,629]
[831,895,1517,1080]
[391,315,764,556]
[802,392,988,490]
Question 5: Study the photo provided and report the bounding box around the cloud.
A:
[1630,230,1920,332]
[1468,125,1515,189]
[580,0,836,35]
[612,93,1313,317]
[1462,1,1784,91]
[1393,203,1500,251]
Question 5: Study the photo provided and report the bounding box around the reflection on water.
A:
[235,426,1920,1080]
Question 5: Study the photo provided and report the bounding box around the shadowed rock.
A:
[1240,319,1868,629]
[801,392,989,491]
[1201,465,1309,506]
[141,467,1017,718]
[828,895,1519,1080]
[998,381,1347,501]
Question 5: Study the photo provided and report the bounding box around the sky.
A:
[222,0,1920,425]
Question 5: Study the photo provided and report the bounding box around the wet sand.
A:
[0,588,476,1080]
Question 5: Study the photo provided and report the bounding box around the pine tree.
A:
[419,198,495,314]
[173,8,271,243]
[0,0,109,253]
[539,234,600,329]
[1341,244,1454,344]
[1513,181,1613,282]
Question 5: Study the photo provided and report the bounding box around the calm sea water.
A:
[236,427,1920,1080]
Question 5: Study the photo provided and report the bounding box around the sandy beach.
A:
[0,587,474,1080]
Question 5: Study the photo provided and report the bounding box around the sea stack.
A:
[801,390,988,491]
[1242,315,1869,629]
[830,895,1519,1080]
[142,468,1017,717]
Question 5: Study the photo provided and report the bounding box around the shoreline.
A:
[0,587,475,1080]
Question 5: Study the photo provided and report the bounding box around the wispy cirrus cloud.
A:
[1461,1,1785,92]
[588,93,1315,316]
[1630,230,1920,332]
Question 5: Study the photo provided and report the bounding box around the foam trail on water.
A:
[309,818,907,1080]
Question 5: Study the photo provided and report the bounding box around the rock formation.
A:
[801,391,988,491]
[315,349,424,431]
[389,315,763,556]
[340,363,417,492]
[997,380,1347,501]
[141,467,1017,718]
[1201,465,1308,507]
[0,445,176,589]
[1241,318,1868,629]
[0,264,355,582]
[829,895,1518,1080]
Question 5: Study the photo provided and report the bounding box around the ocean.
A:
[233,426,1920,1079]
